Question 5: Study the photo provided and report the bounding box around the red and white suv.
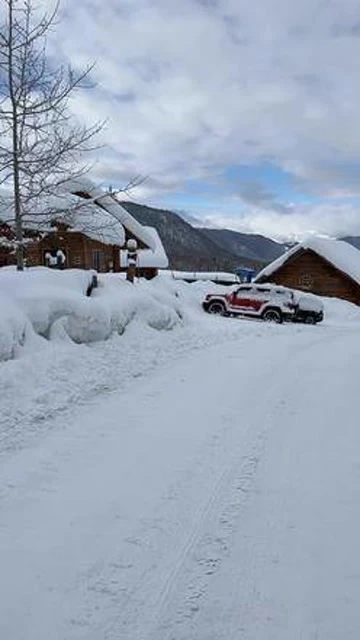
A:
[202,283,324,324]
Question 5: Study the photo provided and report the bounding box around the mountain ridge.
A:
[120,200,360,271]
[120,201,262,271]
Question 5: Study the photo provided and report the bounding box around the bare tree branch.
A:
[0,0,104,269]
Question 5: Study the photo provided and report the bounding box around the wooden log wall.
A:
[258,248,360,305]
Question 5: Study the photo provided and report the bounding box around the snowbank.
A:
[93,276,182,334]
[1,265,359,367]
[164,270,240,285]
[0,265,95,296]
[321,296,360,325]
[0,292,30,361]
[0,268,185,361]
[0,267,106,347]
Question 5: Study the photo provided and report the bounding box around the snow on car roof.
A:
[255,237,360,286]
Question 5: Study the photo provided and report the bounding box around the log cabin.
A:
[0,186,168,278]
[255,237,360,305]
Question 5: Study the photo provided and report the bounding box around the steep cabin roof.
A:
[46,200,126,247]
[255,237,360,288]
[68,181,168,268]
[0,196,125,247]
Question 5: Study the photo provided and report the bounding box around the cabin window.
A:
[72,255,82,266]
[92,250,104,271]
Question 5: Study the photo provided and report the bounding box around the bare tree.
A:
[0,0,103,269]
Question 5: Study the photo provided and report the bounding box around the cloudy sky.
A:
[53,0,360,239]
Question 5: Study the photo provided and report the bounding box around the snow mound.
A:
[2,267,359,365]
[93,276,182,334]
[0,265,95,296]
[0,268,184,361]
[0,267,106,347]
[0,293,30,361]
[322,296,360,325]
[167,270,240,284]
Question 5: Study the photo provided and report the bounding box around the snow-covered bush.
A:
[0,268,186,360]
[64,300,111,343]
[0,267,107,345]
[93,276,183,334]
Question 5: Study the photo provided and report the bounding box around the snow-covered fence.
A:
[168,271,240,286]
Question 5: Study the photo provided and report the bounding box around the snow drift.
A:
[1,266,360,365]
[0,267,184,361]
[0,292,30,361]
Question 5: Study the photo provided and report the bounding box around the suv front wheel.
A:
[207,301,226,315]
[262,308,283,323]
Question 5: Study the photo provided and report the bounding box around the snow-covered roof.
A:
[255,237,360,286]
[1,179,169,265]
[57,197,126,246]
[67,179,168,267]
[120,227,168,269]
[0,192,126,247]
[67,180,157,250]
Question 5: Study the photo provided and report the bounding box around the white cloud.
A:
[30,0,360,235]
[195,200,360,242]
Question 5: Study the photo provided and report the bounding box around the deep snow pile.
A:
[320,294,360,325]
[0,267,99,359]
[0,267,186,361]
[92,274,183,334]
[1,268,360,365]
[0,267,243,364]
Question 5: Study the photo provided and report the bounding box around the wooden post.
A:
[126,239,138,283]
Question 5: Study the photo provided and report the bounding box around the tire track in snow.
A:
[142,441,264,640]
[149,330,360,640]
[138,332,339,640]
[99,428,266,640]
[100,340,317,640]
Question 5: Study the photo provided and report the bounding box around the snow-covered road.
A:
[1,319,360,639]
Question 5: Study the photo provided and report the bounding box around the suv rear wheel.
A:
[262,308,283,323]
[207,301,226,315]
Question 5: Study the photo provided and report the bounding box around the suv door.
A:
[252,286,273,314]
[230,286,262,314]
